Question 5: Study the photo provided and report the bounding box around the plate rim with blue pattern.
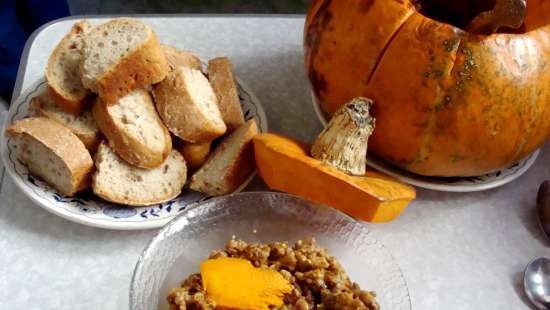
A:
[0,77,268,230]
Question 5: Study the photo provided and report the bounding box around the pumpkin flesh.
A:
[253,133,416,223]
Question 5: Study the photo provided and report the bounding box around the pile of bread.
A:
[6,18,259,206]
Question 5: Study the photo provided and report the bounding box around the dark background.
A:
[69,0,310,14]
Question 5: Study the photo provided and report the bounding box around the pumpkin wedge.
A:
[253,133,416,223]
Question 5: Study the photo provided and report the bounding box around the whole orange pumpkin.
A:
[305,0,550,177]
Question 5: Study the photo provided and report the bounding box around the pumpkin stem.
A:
[311,97,376,176]
[466,0,526,34]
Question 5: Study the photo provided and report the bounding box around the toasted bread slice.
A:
[177,141,211,171]
[207,57,245,130]
[6,117,94,196]
[92,143,187,206]
[80,18,168,104]
[162,44,202,72]
[29,90,102,153]
[153,67,227,143]
[190,119,258,195]
[45,21,92,114]
[93,89,171,168]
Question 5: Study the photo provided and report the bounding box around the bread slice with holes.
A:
[93,89,171,168]
[6,117,94,196]
[29,89,102,153]
[190,119,258,195]
[45,20,91,114]
[153,66,227,143]
[208,57,245,130]
[80,18,168,104]
[162,44,202,72]
[92,143,187,206]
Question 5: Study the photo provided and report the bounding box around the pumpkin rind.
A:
[305,0,550,176]
[366,12,465,168]
[305,0,415,116]
[524,0,550,31]
[414,29,550,176]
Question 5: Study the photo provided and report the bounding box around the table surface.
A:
[1,15,549,310]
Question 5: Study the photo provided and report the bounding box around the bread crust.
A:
[190,119,258,195]
[70,127,102,154]
[45,21,91,114]
[30,91,102,153]
[6,117,94,196]
[208,57,245,130]
[92,90,171,168]
[153,68,227,143]
[95,32,168,104]
[162,44,202,71]
[177,141,211,171]
[80,19,169,104]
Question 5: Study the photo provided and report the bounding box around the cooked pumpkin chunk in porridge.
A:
[168,238,379,310]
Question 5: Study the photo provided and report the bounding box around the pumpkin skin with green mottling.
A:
[305,0,550,176]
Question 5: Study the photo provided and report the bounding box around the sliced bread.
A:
[45,20,91,114]
[92,143,187,206]
[190,119,258,195]
[93,89,171,168]
[162,44,202,72]
[177,141,211,171]
[6,117,94,196]
[153,66,227,143]
[207,57,245,130]
[80,18,168,104]
[30,89,102,153]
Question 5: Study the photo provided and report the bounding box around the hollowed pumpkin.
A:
[305,0,550,177]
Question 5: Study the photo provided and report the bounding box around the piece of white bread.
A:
[45,20,91,114]
[93,89,171,168]
[153,66,227,143]
[177,141,211,171]
[80,18,168,104]
[208,57,245,130]
[162,44,202,72]
[92,143,187,206]
[29,89,102,153]
[6,117,94,196]
[190,119,258,195]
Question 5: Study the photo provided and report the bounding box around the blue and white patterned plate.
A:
[311,92,539,192]
[0,77,268,230]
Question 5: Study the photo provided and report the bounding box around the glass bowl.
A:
[130,192,411,310]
